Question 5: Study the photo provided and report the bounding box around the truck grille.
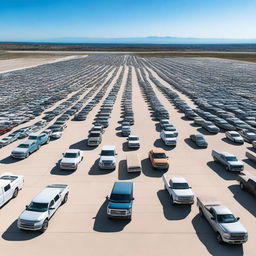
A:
[110,209,127,216]
[230,233,246,240]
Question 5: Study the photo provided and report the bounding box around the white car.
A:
[99,145,117,170]
[17,184,69,233]
[50,131,62,139]
[160,130,177,146]
[0,173,24,207]
[127,135,140,148]
[60,149,83,170]
[163,175,194,205]
[225,131,244,144]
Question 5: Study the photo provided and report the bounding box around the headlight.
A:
[223,232,231,239]
[127,208,132,214]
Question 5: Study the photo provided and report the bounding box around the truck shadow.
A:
[93,199,130,232]
[118,159,140,180]
[88,159,115,175]
[69,139,95,151]
[228,184,256,217]
[0,156,19,164]
[153,139,176,151]
[2,220,42,241]
[157,190,191,220]
[184,138,205,150]
[141,158,167,178]
[207,161,238,181]
[242,159,256,169]
[192,214,244,256]
[50,160,75,176]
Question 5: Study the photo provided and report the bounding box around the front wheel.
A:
[217,233,223,244]
[170,196,175,206]
[40,219,49,233]
[12,188,19,198]
[62,193,69,204]
[240,182,245,190]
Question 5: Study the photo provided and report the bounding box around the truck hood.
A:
[12,148,28,154]
[108,201,132,209]
[19,210,48,222]
[228,161,243,166]
[173,189,194,197]
[221,222,247,234]
[61,158,78,164]
[100,156,115,162]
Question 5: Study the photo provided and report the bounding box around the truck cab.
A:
[107,182,134,219]
[28,133,50,146]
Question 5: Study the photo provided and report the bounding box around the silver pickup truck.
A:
[197,196,248,244]
[212,150,244,172]
[17,184,69,232]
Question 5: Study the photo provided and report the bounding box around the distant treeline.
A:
[0,42,256,52]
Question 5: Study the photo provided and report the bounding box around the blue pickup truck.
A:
[11,140,39,159]
[107,182,134,220]
[28,133,50,147]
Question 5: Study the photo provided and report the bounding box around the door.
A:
[3,184,13,202]
[48,200,55,217]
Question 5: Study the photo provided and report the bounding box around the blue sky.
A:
[0,0,256,41]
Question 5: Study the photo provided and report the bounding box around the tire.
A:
[46,139,50,144]
[40,219,49,233]
[170,196,175,206]
[62,193,69,204]
[240,182,245,190]
[217,232,223,244]
[26,153,29,158]
[12,188,19,198]
[225,165,229,171]
[199,208,204,218]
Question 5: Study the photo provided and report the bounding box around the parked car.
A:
[212,150,244,172]
[28,133,50,146]
[0,133,20,147]
[163,174,194,205]
[225,131,244,144]
[0,173,24,207]
[87,131,102,146]
[107,182,134,219]
[237,172,256,196]
[148,148,169,170]
[197,196,248,244]
[160,119,170,128]
[11,140,39,159]
[127,135,140,149]
[202,121,220,134]
[99,145,117,170]
[160,130,177,146]
[17,184,69,232]
[238,129,256,143]
[50,131,62,140]
[60,149,83,170]
[190,134,208,148]
[246,151,256,163]
[126,154,142,173]
[121,126,131,137]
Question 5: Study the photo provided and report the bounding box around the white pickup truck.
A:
[162,174,194,205]
[0,173,24,207]
[17,184,69,232]
[197,196,248,244]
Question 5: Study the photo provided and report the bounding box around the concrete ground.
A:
[0,59,255,256]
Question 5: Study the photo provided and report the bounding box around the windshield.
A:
[129,137,138,141]
[172,183,189,189]
[165,134,175,138]
[226,156,237,161]
[110,194,131,203]
[64,153,78,158]
[28,136,38,140]
[152,153,166,159]
[101,150,115,156]
[217,214,237,223]
[89,133,100,137]
[18,144,29,148]
[27,202,49,212]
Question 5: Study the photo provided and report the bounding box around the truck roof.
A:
[32,184,68,204]
[171,176,188,183]
[102,145,116,151]
[211,205,232,215]
[112,182,133,195]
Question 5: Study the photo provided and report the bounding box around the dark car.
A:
[190,134,208,148]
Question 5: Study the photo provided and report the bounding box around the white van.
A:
[126,154,142,173]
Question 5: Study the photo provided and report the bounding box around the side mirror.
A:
[132,197,135,200]
[62,153,64,155]
[106,196,109,200]
[237,217,240,221]
[25,205,28,210]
